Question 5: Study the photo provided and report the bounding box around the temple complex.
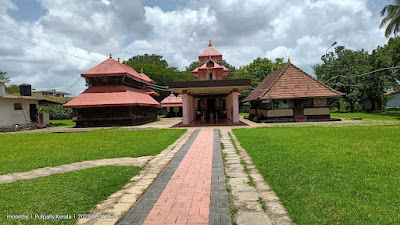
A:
[244,60,344,122]
[169,41,251,126]
[64,55,160,127]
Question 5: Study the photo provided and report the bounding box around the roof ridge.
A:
[290,63,344,95]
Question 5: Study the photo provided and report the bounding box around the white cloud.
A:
[0,0,389,96]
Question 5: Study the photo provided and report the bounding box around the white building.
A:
[386,90,400,109]
[0,80,49,128]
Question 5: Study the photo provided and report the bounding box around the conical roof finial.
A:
[117,57,120,62]
[288,57,291,63]
[109,52,112,58]
[209,40,212,46]
[141,68,143,73]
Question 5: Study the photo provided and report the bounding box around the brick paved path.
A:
[119,129,231,225]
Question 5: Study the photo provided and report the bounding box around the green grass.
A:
[50,120,75,127]
[233,125,400,224]
[331,110,400,121]
[0,129,185,175]
[239,113,249,117]
[0,166,141,225]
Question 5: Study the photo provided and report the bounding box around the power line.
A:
[323,66,400,83]
[0,33,100,63]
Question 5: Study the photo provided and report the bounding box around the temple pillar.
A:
[182,91,190,125]
[232,89,239,123]
[189,95,194,122]
[226,93,232,121]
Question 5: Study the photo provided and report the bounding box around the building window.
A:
[273,100,280,109]
[280,99,289,109]
[14,103,23,110]
[272,100,289,109]
[313,98,327,107]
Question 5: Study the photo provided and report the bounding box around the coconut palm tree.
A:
[380,0,400,37]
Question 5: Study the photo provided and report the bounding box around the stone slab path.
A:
[220,129,294,225]
[0,157,152,184]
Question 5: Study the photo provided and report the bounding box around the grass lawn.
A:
[233,125,400,224]
[239,113,249,117]
[331,110,400,121]
[0,166,141,225]
[50,120,75,127]
[0,129,185,175]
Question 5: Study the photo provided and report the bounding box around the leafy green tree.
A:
[5,84,20,94]
[0,71,9,80]
[231,57,286,88]
[314,45,397,112]
[380,0,400,37]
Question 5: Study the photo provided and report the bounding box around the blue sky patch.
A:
[7,0,47,22]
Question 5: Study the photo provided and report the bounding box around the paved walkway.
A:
[119,129,231,225]
[0,156,152,184]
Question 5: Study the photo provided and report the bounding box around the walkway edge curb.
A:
[228,130,295,225]
[76,128,196,225]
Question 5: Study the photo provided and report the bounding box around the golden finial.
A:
[109,52,112,58]
[209,40,212,46]
[141,68,143,73]
[117,57,120,62]
[271,67,274,72]
[288,57,291,63]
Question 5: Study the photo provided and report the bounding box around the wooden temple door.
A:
[293,99,303,115]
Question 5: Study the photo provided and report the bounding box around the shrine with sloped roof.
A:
[244,60,344,122]
[64,54,160,127]
[169,41,251,126]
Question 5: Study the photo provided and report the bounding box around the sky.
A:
[0,0,393,96]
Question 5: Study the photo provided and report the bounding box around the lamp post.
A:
[325,41,337,55]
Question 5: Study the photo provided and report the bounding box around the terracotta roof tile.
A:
[199,45,222,57]
[244,63,344,101]
[82,58,156,84]
[64,85,160,108]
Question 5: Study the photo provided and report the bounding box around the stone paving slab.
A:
[223,129,295,225]
[0,156,152,184]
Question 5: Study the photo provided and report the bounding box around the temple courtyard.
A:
[1,116,400,225]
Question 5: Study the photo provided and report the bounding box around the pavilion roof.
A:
[199,43,222,58]
[64,85,160,108]
[161,93,183,107]
[244,62,344,101]
[82,57,156,84]
[191,59,230,77]
[144,87,159,96]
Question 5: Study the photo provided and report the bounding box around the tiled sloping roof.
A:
[64,85,160,108]
[385,89,400,95]
[244,63,344,101]
[199,45,222,57]
[81,58,156,84]
[191,59,230,77]
[144,87,159,96]
[161,93,183,107]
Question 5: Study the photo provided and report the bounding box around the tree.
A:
[6,84,20,94]
[380,0,400,37]
[124,54,194,101]
[0,71,9,80]
[230,57,286,88]
[314,45,395,112]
